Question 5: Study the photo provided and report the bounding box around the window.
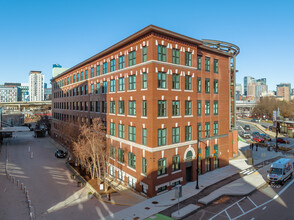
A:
[214,59,219,73]
[197,55,202,70]
[205,78,210,93]
[158,158,167,176]
[185,75,192,90]
[157,185,167,193]
[91,84,94,94]
[110,79,115,92]
[73,75,76,83]
[103,62,107,74]
[96,83,100,94]
[172,49,180,64]
[119,55,125,69]
[158,128,166,146]
[85,85,88,95]
[118,124,125,139]
[129,51,136,66]
[118,101,124,114]
[142,100,147,117]
[142,157,147,174]
[172,74,180,89]
[197,123,202,138]
[158,100,167,117]
[142,128,147,145]
[80,86,83,95]
[110,122,115,136]
[158,45,167,62]
[118,148,124,163]
[90,101,94,111]
[214,80,218,94]
[110,101,115,114]
[214,101,218,115]
[102,81,107,93]
[95,101,100,112]
[128,75,136,90]
[128,101,136,116]
[142,72,147,89]
[128,126,136,142]
[197,77,201,93]
[205,122,210,137]
[205,101,210,115]
[110,146,115,159]
[158,72,166,88]
[81,71,84,81]
[172,101,180,116]
[214,145,219,168]
[214,121,219,135]
[128,152,136,169]
[77,73,79,82]
[142,46,147,62]
[110,59,115,72]
[96,65,100,76]
[185,101,192,115]
[85,70,88,79]
[118,169,124,181]
[205,57,210,72]
[185,126,192,141]
[102,101,107,113]
[185,52,192,66]
[172,155,180,171]
[172,127,180,143]
[197,100,201,116]
[119,77,125,91]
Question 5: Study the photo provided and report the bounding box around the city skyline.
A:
[0,0,294,90]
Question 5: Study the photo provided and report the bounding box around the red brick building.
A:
[51,25,239,197]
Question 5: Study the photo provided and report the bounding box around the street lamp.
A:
[196,129,207,190]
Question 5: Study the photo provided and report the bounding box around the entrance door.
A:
[186,161,193,182]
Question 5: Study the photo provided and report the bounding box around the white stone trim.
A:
[155,181,170,190]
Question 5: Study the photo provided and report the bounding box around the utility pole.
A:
[196,130,200,189]
[275,108,279,152]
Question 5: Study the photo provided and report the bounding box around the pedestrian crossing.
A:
[239,167,257,176]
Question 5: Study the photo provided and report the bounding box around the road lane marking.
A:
[247,196,257,207]
[225,210,231,220]
[237,202,245,214]
[262,206,267,210]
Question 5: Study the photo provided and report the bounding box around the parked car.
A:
[259,133,272,141]
[277,138,290,144]
[253,136,265,143]
[253,132,260,136]
[241,132,251,139]
[55,150,67,158]
[267,158,293,185]
[244,125,250,131]
[251,118,260,123]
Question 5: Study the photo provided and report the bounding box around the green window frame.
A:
[128,126,136,142]
[142,128,147,145]
[77,73,79,82]
[85,70,88,79]
[185,75,192,90]
[158,158,167,176]
[205,146,210,158]
[102,101,107,113]
[102,81,107,93]
[110,59,115,72]
[119,77,125,91]
[214,121,219,135]
[142,157,147,174]
[172,127,180,144]
[73,75,76,83]
[95,101,100,112]
[158,45,167,62]
[110,146,115,159]
[91,67,94,78]
[128,75,136,90]
[142,72,147,89]
[110,122,115,136]
[197,123,202,138]
[110,101,115,114]
[128,152,136,169]
[197,101,202,116]
[205,122,210,137]
[85,85,88,94]
[103,62,107,74]
[81,71,84,81]
[214,144,219,168]
[158,100,167,117]
[197,55,202,70]
[214,101,219,115]
[158,72,166,88]
[96,83,100,94]
[142,100,147,117]
[91,84,94,94]
[205,78,210,93]
[214,79,218,94]
[118,101,125,114]
[197,77,201,93]
[110,79,115,92]
[185,126,192,141]
[142,46,147,62]
[185,101,192,115]
[205,57,210,72]
[158,128,166,146]
[172,101,180,116]
[214,59,219,73]
[118,148,124,163]
[172,49,180,64]
[119,55,125,69]
[118,124,125,139]
[185,52,192,66]
[96,65,100,76]
[172,155,180,171]
[129,51,136,66]
[205,101,210,115]
[128,101,136,116]
[172,74,180,89]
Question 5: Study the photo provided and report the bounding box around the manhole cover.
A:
[145,207,150,210]
[152,201,158,204]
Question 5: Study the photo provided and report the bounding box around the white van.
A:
[267,158,293,185]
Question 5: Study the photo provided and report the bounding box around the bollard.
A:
[26,190,29,196]
[26,194,30,201]
[28,146,30,153]
[24,186,26,193]
[17,180,20,187]
[13,177,15,183]
[21,183,24,190]
[28,200,31,207]
[30,152,33,159]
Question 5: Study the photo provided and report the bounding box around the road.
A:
[0,131,125,220]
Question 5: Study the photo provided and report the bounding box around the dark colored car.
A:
[55,150,67,158]
[259,133,272,141]
[276,138,290,144]
[252,132,260,136]
[253,136,265,143]
[244,125,250,131]
[251,118,260,123]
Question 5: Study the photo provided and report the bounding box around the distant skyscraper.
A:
[29,71,44,101]
[243,76,255,96]
[277,83,291,102]
[52,64,69,78]
[256,78,266,85]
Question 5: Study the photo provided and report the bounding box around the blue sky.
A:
[0,0,293,90]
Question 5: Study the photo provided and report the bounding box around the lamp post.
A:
[196,130,207,189]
